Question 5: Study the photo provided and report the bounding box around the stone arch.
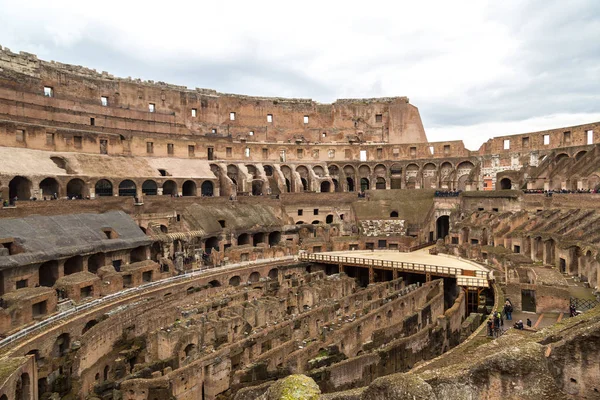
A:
[227,164,240,192]
[320,181,331,192]
[268,231,281,246]
[374,164,386,176]
[15,372,30,400]
[555,153,570,163]
[162,180,177,196]
[332,179,340,192]
[405,164,419,189]
[95,179,113,197]
[328,164,340,176]
[588,174,600,191]
[39,177,59,198]
[118,179,136,197]
[375,177,386,190]
[390,211,398,218]
[64,255,83,275]
[313,165,325,177]
[456,161,474,190]
[184,343,197,358]
[253,232,265,246]
[53,333,71,357]
[360,178,370,191]
[9,176,32,200]
[280,165,294,192]
[263,165,274,177]
[142,180,158,196]
[67,178,87,198]
[326,214,334,223]
[182,180,197,196]
[268,268,279,280]
[499,178,512,190]
[358,164,371,176]
[103,365,110,381]
[39,260,58,287]
[390,163,403,189]
[252,180,263,196]
[422,163,437,189]
[82,319,98,334]
[229,276,241,286]
[238,233,251,246]
[201,180,214,196]
[246,165,259,179]
[208,279,221,288]
[249,271,260,283]
[575,150,587,161]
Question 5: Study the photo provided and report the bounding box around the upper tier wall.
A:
[0,46,428,145]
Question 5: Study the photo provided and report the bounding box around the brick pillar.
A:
[369,267,374,284]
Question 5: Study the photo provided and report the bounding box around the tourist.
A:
[487,317,493,336]
[514,320,524,330]
[526,318,532,328]
[504,300,513,320]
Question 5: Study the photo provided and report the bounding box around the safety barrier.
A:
[299,253,489,288]
[0,255,296,350]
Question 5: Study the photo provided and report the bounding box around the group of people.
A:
[523,189,600,195]
[434,190,462,197]
[488,299,536,336]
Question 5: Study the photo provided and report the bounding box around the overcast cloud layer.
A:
[1,0,599,149]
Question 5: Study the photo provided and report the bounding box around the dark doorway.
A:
[142,180,158,196]
[320,181,331,192]
[118,180,136,197]
[346,177,355,192]
[436,216,449,240]
[360,178,369,191]
[201,181,214,196]
[559,258,566,273]
[521,289,536,312]
[500,178,512,190]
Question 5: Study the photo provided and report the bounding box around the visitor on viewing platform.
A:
[523,188,598,195]
[434,190,461,198]
[504,300,513,320]
[514,320,524,330]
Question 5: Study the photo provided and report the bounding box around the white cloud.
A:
[0,0,598,148]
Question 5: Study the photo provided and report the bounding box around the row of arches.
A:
[4,176,215,199]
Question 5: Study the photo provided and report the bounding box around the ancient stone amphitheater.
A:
[0,46,598,400]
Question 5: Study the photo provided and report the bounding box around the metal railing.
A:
[299,253,489,287]
[0,256,295,350]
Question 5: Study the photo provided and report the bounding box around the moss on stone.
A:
[266,374,321,400]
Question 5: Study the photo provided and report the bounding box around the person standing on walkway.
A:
[504,300,513,320]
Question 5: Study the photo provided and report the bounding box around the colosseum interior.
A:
[0,46,599,400]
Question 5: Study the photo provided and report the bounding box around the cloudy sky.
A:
[1,0,599,149]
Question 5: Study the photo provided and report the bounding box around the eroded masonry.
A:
[0,46,599,400]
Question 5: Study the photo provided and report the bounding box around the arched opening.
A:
[360,178,369,191]
[320,181,331,192]
[53,333,71,357]
[268,268,279,280]
[264,165,273,176]
[575,150,587,161]
[296,221,305,224]
[201,181,214,196]
[285,178,291,193]
[208,280,221,288]
[229,275,241,286]
[160,225,168,233]
[268,231,281,246]
[312,220,320,224]
[39,260,59,287]
[332,179,340,192]
[182,180,197,196]
[422,163,437,189]
[205,236,219,254]
[436,216,449,240]
[64,256,83,275]
[103,365,110,381]
[130,246,147,263]
[15,372,30,400]
[346,177,355,192]
[95,179,113,197]
[238,233,250,246]
[87,253,105,274]
[118,180,136,197]
[9,176,32,200]
[252,180,263,196]
[253,232,265,246]
[142,180,158,196]
[390,211,398,218]
[66,178,86,198]
[39,178,59,198]
[82,319,98,334]
[184,343,197,359]
[301,178,308,191]
[499,178,512,190]
[162,180,177,196]
[326,214,334,223]
[375,177,386,190]
[249,271,260,283]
